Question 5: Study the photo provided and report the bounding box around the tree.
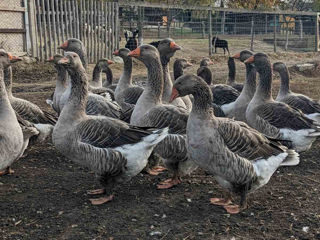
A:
[225,0,281,10]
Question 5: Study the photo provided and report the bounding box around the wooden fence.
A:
[28,0,119,62]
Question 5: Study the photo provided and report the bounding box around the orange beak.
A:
[8,53,22,62]
[232,52,241,59]
[128,47,141,58]
[170,41,181,51]
[186,61,193,67]
[113,50,119,56]
[58,57,70,65]
[244,55,254,64]
[170,87,180,102]
[107,60,114,65]
[58,41,68,50]
[208,60,214,65]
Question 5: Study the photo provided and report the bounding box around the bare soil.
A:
[1,42,320,239]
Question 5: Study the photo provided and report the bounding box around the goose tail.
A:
[279,149,300,167]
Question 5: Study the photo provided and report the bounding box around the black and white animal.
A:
[124,29,139,51]
[212,37,229,55]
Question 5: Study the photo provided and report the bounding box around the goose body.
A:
[129,45,197,188]
[0,51,25,174]
[274,62,320,123]
[245,53,320,152]
[53,52,168,204]
[171,74,299,214]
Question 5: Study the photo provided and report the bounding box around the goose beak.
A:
[107,60,114,65]
[58,41,68,50]
[113,50,119,56]
[58,57,70,65]
[170,87,180,102]
[244,55,254,64]
[232,52,240,59]
[46,56,54,62]
[8,53,22,62]
[186,61,193,67]
[170,42,182,51]
[128,47,141,58]
[208,60,214,65]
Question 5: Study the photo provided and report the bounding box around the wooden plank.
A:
[99,0,103,60]
[90,0,94,63]
[55,0,61,52]
[75,0,80,40]
[63,0,69,39]
[67,0,73,38]
[274,14,277,53]
[86,0,90,63]
[104,1,108,58]
[250,16,254,51]
[111,2,115,56]
[72,0,78,38]
[107,2,111,59]
[115,2,119,50]
[79,0,84,42]
[28,0,39,57]
[0,29,26,33]
[93,0,97,62]
[0,6,25,12]
[41,0,48,60]
[50,0,57,54]
[59,0,65,53]
[36,0,43,60]
[208,9,212,56]
[47,0,53,57]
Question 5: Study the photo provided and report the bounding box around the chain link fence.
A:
[119,2,319,54]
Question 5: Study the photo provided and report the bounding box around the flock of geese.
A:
[1,38,320,214]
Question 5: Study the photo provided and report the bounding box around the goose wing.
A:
[11,98,57,125]
[217,118,285,160]
[86,94,122,119]
[211,84,239,105]
[122,86,144,104]
[255,102,316,130]
[283,94,320,115]
[142,105,188,134]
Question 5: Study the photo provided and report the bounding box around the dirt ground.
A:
[1,39,320,240]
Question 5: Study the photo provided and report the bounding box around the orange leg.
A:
[87,188,106,195]
[0,167,14,176]
[89,194,114,205]
[210,192,233,206]
[157,172,181,189]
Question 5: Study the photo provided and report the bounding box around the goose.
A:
[150,38,192,110]
[128,45,198,189]
[47,55,125,121]
[0,51,36,176]
[220,50,256,121]
[173,58,193,80]
[58,38,115,96]
[273,61,320,123]
[245,53,320,152]
[2,54,56,142]
[170,74,299,214]
[52,52,168,205]
[113,48,144,110]
[226,57,243,92]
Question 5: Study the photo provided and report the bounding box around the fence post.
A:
[221,11,225,35]
[315,13,319,52]
[250,16,254,51]
[138,6,143,45]
[208,9,212,56]
[202,21,205,39]
[299,17,303,39]
[27,0,38,57]
[273,14,277,53]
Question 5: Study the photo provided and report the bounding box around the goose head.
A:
[175,58,193,69]
[200,57,213,67]
[272,62,287,73]
[150,38,181,60]
[197,66,212,86]
[57,52,84,75]
[113,48,130,58]
[0,49,21,68]
[171,74,207,101]
[232,50,253,63]
[244,52,270,74]
[58,38,84,52]
[97,58,114,71]
[127,44,160,65]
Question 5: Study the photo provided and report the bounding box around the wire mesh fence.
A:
[119,2,319,54]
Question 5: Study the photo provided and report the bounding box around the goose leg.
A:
[210,192,233,206]
[223,191,248,214]
[157,171,181,189]
[0,167,14,176]
[89,194,114,205]
[87,188,106,195]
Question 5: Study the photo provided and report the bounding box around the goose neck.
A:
[173,62,183,80]
[241,64,256,98]
[191,83,214,118]
[227,58,236,84]
[103,66,113,86]
[161,55,173,102]
[91,64,102,86]
[0,70,8,99]
[255,67,273,101]
[143,57,163,104]
[119,56,133,87]
[3,66,13,97]
[278,67,291,96]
